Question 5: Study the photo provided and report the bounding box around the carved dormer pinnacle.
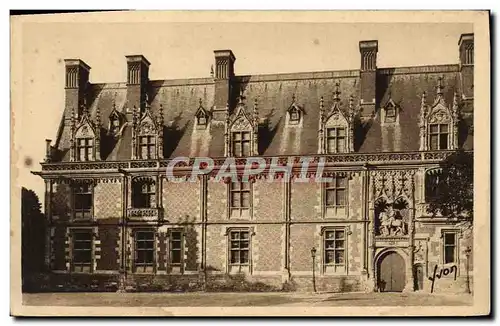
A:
[436,76,444,97]
[132,105,138,127]
[348,95,356,122]
[159,104,164,126]
[452,92,460,121]
[70,107,76,133]
[95,106,101,128]
[238,89,245,105]
[253,98,259,126]
[319,96,325,121]
[333,80,341,103]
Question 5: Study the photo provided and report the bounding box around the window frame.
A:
[131,179,156,209]
[321,227,348,275]
[139,135,156,159]
[133,229,156,274]
[168,229,184,274]
[228,181,252,219]
[76,137,93,161]
[288,107,301,124]
[70,228,94,273]
[442,230,458,265]
[72,183,94,220]
[323,176,348,218]
[231,131,251,157]
[326,127,347,154]
[226,227,254,274]
[428,123,450,150]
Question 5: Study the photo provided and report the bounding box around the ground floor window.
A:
[323,228,346,273]
[168,230,184,273]
[134,230,155,273]
[71,229,93,273]
[228,229,251,273]
[443,231,458,264]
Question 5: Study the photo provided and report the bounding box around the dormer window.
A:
[232,131,251,157]
[77,138,93,161]
[429,124,449,150]
[198,114,207,126]
[289,108,300,124]
[132,103,163,160]
[139,135,156,159]
[382,97,399,125]
[70,105,100,162]
[326,127,346,154]
[195,99,210,129]
[286,95,304,126]
[225,92,258,157]
[418,79,460,151]
[318,83,357,154]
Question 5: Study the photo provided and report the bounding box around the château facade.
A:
[33,33,474,293]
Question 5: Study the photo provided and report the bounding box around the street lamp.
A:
[311,247,317,293]
[465,246,471,294]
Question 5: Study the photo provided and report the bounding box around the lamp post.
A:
[311,247,317,293]
[465,246,471,294]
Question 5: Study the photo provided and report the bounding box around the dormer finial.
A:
[333,81,341,102]
[437,76,444,96]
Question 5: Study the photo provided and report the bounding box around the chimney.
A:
[459,33,474,99]
[125,55,150,116]
[64,59,90,120]
[359,40,378,119]
[213,50,236,121]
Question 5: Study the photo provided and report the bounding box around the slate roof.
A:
[53,63,473,162]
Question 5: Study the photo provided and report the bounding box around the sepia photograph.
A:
[10,10,490,317]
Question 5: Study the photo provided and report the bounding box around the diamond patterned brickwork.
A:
[290,224,317,271]
[206,179,226,221]
[94,182,122,219]
[52,183,71,221]
[253,181,283,221]
[163,181,201,223]
[96,226,120,270]
[348,176,363,219]
[347,223,362,273]
[51,226,67,270]
[205,224,226,273]
[185,225,202,271]
[253,224,283,271]
[290,181,320,221]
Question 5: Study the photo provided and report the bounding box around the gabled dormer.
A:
[107,99,126,138]
[70,101,101,161]
[419,77,460,151]
[318,81,357,154]
[224,90,259,157]
[131,96,164,160]
[381,93,401,125]
[195,98,211,129]
[286,94,304,126]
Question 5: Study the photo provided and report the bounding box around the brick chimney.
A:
[213,50,236,121]
[125,55,150,116]
[459,33,474,99]
[359,40,378,119]
[64,59,90,120]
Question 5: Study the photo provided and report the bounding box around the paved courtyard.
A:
[23,291,473,307]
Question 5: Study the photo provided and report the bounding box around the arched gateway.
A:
[377,251,406,292]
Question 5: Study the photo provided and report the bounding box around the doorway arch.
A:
[377,251,406,292]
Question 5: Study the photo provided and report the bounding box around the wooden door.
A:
[378,252,405,292]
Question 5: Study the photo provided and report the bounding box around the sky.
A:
[11,14,473,205]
